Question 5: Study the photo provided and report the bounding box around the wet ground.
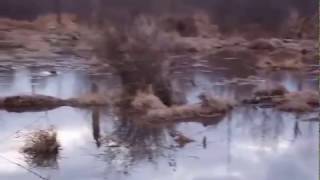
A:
[0,54,318,180]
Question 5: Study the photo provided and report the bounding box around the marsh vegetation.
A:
[0,1,318,180]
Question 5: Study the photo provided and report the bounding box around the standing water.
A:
[0,55,318,180]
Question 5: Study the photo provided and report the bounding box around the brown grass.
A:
[0,18,37,30]
[21,128,60,168]
[0,13,78,32]
[131,90,167,112]
[275,90,319,112]
[245,86,319,113]
[133,92,233,122]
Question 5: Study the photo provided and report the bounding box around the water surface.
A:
[0,58,318,180]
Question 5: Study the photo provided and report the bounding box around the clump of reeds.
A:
[21,128,60,168]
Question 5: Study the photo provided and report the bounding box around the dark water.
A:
[0,58,318,180]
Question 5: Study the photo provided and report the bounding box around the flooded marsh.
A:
[0,56,317,180]
[0,4,318,179]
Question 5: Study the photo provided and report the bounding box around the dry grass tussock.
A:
[21,127,60,167]
[131,90,233,122]
[131,90,167,112]
[245,83,319,113]
[275,90,319,112]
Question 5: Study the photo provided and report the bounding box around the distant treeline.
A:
[0,0,317,31]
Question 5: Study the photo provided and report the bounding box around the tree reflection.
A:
[241,107,287,150]
[293,120,302,141]
[92,107,101,148]
[88,86,186,175]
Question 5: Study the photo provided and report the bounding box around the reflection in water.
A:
[0,103,317,180]
[0,67,317,180]
[91,82,102,148]
[293,120,302,141]
[104,104,174,163]
[92,108,101,148]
